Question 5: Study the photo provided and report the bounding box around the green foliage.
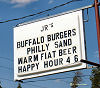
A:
[71,71,82,88]
[17,83,22,88]
[90,67,100,88]
[0,81,2,88]
[0,85,2,88]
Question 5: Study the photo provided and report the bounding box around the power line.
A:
[0,0,82,23]
[23,83,48,88]
[0,78,49,88]
[23,75,91,83]
[0,74,96,84]
[0,65,13,71]
[0,77,13,82]
[0,57,13,71]
[0,56,13,62]
[0,78,48,88]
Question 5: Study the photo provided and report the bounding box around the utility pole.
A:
[94,0,100,63]
[80,0,100,66]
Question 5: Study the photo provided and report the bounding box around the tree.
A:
[17,83,22,88]
[0,81,2,88]
[0,85,2,88]
[90,67,100,88]
[71,71,82,88]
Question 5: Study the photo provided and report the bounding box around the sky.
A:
[0,0,99,88]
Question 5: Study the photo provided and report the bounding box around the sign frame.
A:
[14,9,87,81]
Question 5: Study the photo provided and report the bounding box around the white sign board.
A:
[14,10,87,81]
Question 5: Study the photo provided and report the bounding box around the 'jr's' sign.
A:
[14,10,87,81]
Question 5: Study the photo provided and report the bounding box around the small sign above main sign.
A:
[14,10,87,81]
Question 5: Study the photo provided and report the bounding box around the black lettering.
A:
[31,47,35,53]
[52,34,55,41]
[45,43,49,50]
[25,40,28,47]
[36,46,38,53]
[29,39,32,46]
[55,41,58,48]
[54,59,58,66]
[59,41,63,47]
[55,39,72,48]
[49,23,53,27]
[37,38,40,44]
[21,41,24,47]
[68,30,71,37]
[41,53,44,60]
[18,58,23,64]
[38,46,41,52]
[66,57,70,63]
[72,29,76,36]
[33,54,38,62]
[36,63,39,69]
[47,35,51,42]
[73,46,77,53]
[68,48,71,54]
[41,36,44,43]
[41,27,44,32]
[24,57,28,64]
[41,25,48,32]
[49,60,53,67]
[55,33,59,40]
[59,58,63,65]
[63,49,67,55]
[44,25,48,30]
[63,39,67,47]
[44,52,47,59]
[64,31,67,38]
[44,61,48,68]
[23,65,26,72]
[41,45,45,51]
[31,64,35,70]
[27,64,30,71]
[52,51,56,58]
[27,48,30,54]
[60,32,64,39]
[18,66,22,73]
[74,55,78,62]
[32,39,37,45]
[48,52,52,58]
[59,49,62,56]
[28,56,32,63]
[17,42,20,48]
[68,39,72,46]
